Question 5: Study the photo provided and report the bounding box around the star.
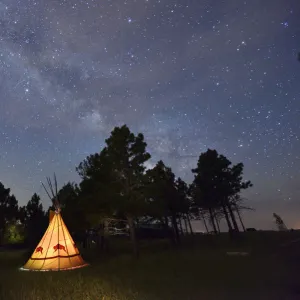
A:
[0,0,298,231]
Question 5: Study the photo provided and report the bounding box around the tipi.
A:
[20,175,88,271]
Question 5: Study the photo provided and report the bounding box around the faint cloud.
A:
[79,110,110,133]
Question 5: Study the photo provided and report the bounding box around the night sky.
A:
[0,0,299,230]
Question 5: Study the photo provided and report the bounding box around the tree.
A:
[77,125,151,257]
[21,193,47,247]
[77,148,119,226]
[175,178,193,235]
[145,160,182,245]
[0,182,19,244]
[230,195,254,232]
[77,149,123,251]
[191,149,252,235]
[225,161,253,233]
[188,188,210,234]
[190,169,220,234]
[57,182,87,233]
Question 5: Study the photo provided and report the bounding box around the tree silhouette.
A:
[77,125,151,257]
[0,182,19,244]
[145,160,182,245]
[57,182,87,233]
[230,195,254,232]
[77,149,117,228]
[175,177,193,235]
[191,149,252,235]
[190,151,221,234]
[20,193,47,247]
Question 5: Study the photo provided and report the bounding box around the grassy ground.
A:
[0,232,299,300]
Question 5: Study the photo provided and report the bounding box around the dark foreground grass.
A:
[0,233,299,300]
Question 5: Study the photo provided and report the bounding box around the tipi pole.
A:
[42,182,52,201]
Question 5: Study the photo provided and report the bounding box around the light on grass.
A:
[19,264,89,272]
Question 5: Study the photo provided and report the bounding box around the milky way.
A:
[0,0,299,229]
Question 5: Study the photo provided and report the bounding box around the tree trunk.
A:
[201,212,209,233]
[221,203,233,232]
[184,216,189,235]
[208,208,218,234]
[178,216,184,235]
[164,216,168,227]
[227,203,240,232]
[127,215,139,258]
[100,223,108,252]
[186,214,194,235]
[103,220,110,253]
[235,206,246,232]
[171,214,180,245]
[164,215,175,245]
[215,215,221,233]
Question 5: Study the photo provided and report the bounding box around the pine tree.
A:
[77,125,151,257]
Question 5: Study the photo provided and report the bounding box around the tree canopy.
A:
[0,124,254,251]
[191,149,252,234]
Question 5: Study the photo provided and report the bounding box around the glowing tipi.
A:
[20,175,88,271]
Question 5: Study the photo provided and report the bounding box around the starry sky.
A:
[0,0,299,230]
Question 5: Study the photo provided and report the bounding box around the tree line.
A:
[0,125,252,255]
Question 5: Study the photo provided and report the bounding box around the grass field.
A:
[0,232,299,300]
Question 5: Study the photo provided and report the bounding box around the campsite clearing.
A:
[0,232,299,300]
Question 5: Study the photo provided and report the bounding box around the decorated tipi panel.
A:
[21,212,88,271]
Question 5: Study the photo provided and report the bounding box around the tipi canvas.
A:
[20,211,88,271]
[20,174,88,271]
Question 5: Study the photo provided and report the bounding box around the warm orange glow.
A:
[21,212,88,271]
[49,210,55,223]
